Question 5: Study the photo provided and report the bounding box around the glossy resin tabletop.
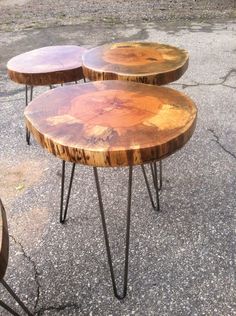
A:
[24,80,197,167]
[7,45,87,85]
[82,42,189,85]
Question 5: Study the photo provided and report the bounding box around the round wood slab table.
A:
[82,41,189,85]
[24,80,197,299]
[82,41,189,189]
[7,45,87,86]
[7,45,87,145]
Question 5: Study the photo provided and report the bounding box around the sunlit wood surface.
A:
[82,42,188,85]
[7,45,87,85]
[25,80,197,167]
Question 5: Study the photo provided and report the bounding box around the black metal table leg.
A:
[25,85,33,145]
[141,162,160,212]
[0,300,20,316]
[1,279,32,315]
[159,160,163,190]
[93,166,133,300]
[150,160,162,191]
[60,160,76,223]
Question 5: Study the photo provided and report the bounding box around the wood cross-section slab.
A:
[24,80,197,167]
[0,199,9,280]
[7,45,87,86]
[82,42,189,85]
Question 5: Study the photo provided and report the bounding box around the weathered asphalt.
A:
[0,19,236,315]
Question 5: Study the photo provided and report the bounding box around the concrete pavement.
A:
[0,19,236,315]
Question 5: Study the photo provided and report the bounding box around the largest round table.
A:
[24,80,197,299]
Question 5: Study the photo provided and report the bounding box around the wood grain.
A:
[0,199,9,280]
[7,45,87,85]
[82,42,189,85]
[24,80,197,167]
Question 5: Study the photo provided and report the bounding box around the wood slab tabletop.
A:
[0,199,9,280]
[24,80,197,167]
[82,42,189,85]
[7,45,87,86]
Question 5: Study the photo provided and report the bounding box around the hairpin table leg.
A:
[1,279,32,315]
[141,162,160,212]
[60,160,76,223]
[25,85,33,145]
[93,166,133,299]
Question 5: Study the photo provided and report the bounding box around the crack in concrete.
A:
[174,81,236,90]
[173,82,214,89]
[9,235,86,315]
[223,84,236,90]
[9,234,41,313]
[36,302,81,315]
[220,68,236,85]
[208,129,236,160]
[173,68,236,90]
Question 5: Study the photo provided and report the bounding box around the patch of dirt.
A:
[0,159,47,202]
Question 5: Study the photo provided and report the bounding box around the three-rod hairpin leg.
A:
[159,160,163,190]
[93,166,133,300]
[60,160,76,223]
[150,160,162,191]
[25,85,33,145]
[0,279,32,315]
[141,161,160,212]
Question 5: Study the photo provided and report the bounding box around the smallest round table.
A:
[7,45,87,86]
[7,45,87,144]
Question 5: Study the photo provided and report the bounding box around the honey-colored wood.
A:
[0,199,9,280]
[7,45,87,86]
[82,42,189,85]
[25,80,197,167]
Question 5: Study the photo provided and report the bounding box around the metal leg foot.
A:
[1,279,32,315]
[141,162,160,212]
[25,85,33,145]
[93,166,133,300]
[60,160,76,223]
